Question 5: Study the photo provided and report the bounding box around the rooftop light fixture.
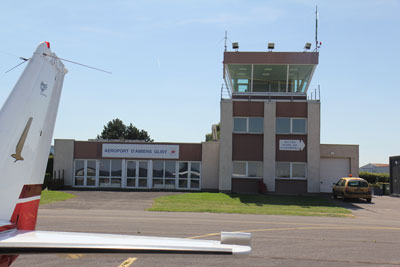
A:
[262,73,270,76]
[232,42,239,51]
[268,43,275,51]
[239,68,247,71]
[263,68,272,71]
[304,42,312,50]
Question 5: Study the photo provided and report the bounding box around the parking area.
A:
[12,192,400,266]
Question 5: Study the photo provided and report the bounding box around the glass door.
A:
[126,160,137,188]
[178,162,189,189]
[138,161,148,188]
[178,162,201,190]
[126,160,149,188]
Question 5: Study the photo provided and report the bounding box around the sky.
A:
[0,0,399,167]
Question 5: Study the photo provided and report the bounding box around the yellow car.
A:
[332,177,372,203]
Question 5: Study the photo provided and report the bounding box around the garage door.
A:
[320,158,350,193]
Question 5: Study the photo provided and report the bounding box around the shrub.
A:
[359,171,389,184]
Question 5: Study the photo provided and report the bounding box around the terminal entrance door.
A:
[177,162,201,190]
[152,160,176,189]
[126,160,148,188]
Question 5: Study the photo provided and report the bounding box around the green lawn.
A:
[149,193,352,217]
[40,190,76,205]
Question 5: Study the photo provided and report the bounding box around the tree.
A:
[205,123,220,142]
[97,118,153,142]
[97,118,126,140]
[125,123,153,142]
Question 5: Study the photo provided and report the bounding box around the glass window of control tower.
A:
[287,65,314,93]
[253,65,288,92]
[228,65,252,92]
[227,64,314,93]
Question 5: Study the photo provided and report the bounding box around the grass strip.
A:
[149,193,352,217]
[40,190,76,205]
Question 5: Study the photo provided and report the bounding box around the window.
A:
[234,118,247,132]
[275,162,290,178]
[99,159,110,186]
[292,118,306,134]
[249,118,263,133]
[232,161,263,178]
[74,159,97,187]
[99,159,122,188]
[233,117,263,134]
[126,160,148,188]
[152,160,164,188]
[178,162,201,190]
[86,160,96,186]
[276,118,307,134]
[190,162,201,189]
[292,162,306,178]
[348,180,369,187]
[233,162,246,176]
[248,162,263,177]
[111,159,122,187]
[225,64,314,93]
[252,65,288,92]
[276,162,306,179]
[178,162,188,188]
[228,65,252,92]
[126,160,137,187]
[152,160,176,189]
[138,161,148,188]
[276,118,290,134]
[237,79,249,92]
[165,161,177,188]
[74,160,85,186]
[336,179,345,186]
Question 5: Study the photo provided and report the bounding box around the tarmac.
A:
[11,191,400,266]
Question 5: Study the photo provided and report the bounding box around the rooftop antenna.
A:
[315,5,319,52]
[224,30,228,52]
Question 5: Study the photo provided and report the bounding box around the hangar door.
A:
[320,158,350,193]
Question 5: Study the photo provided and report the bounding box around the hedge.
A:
[359,171,389,184]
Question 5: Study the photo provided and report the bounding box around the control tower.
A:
[219,47,322,194]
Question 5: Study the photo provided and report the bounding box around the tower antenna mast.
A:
[224,30,228,52]
[315,5,319,52]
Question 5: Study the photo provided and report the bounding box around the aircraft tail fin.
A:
[0,42,67,230]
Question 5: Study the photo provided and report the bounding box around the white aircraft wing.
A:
[0,230,251,255]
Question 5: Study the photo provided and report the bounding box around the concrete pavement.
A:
[11,192,400,266]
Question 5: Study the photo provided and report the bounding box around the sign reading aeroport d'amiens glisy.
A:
[102,143,179,159]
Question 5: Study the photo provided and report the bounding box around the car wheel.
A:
[342,193,347,201]
[366,198,371,203]
[332,192,337,199]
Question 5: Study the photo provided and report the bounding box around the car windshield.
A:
[347,180,368,187]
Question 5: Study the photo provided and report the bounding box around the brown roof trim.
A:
[224,52,319,65]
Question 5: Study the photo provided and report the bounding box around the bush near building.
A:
[42,155,54,190]
[359,171,389,184]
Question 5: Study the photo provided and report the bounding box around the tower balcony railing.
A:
[220,83,320,101]
[307,85,321,101]
[221,84,232,100]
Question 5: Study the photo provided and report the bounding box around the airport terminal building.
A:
[54,49,359,194]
